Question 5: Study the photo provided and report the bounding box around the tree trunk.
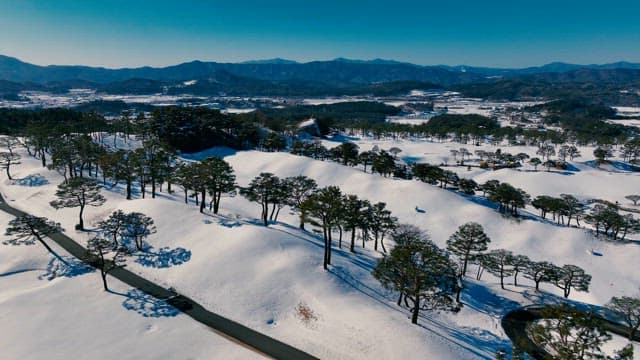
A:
[213,192,221,214]
[350,228,356,253]
[327,229,332,264]
[199,190,206,213]
[262,202,268,226]
[78,205,85,230]
[411,295,420,324]
[323,226,328,270]
[100,270,109,291]
[126,180,132,200]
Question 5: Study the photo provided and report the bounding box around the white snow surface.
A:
[2,134,639,359]
[0,210,260,360]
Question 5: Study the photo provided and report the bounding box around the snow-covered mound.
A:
[2,136,639,359]
[0,211,258,360]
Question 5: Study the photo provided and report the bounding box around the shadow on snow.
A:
[112,288,180,318]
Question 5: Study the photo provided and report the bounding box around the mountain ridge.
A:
[2,54,640,85]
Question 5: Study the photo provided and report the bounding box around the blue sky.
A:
[1,0,639,68]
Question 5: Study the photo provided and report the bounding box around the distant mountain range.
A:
[1,54,640,99]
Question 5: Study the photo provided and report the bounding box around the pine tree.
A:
[240,173,281,226]
[122,212,156,251]
[606,295,640,340]
[368,202,397,253]
[50,177,106,230]
[529,305,611,360]
[446,222,491,276]
[87,236,131,291]
[553,264,591,298]
[523,260,557,291]
[480,249,513,289]
[4,215,65,262]
[507,254,529,286]
[197,157,236,214]
[373,225,459,324]
[0,151,21,180]
[97,210,128,248]
[302,186,343,269]
[341,195,369,253]
[283,175,317,229]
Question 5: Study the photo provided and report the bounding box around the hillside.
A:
[1,134,639,358]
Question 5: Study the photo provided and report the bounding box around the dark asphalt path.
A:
[0,193,318,360]
[502,306,640,360]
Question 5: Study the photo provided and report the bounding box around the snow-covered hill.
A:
[1,135,638,359]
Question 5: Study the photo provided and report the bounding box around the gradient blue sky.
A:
[1,0,639,68]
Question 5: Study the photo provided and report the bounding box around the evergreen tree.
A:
[529,157,542,171]
[606,295,640,340]
[523,260,557,291]
[122,212,156,252]
[446,222,491,276]
[341,195,369,253]
[97,210,128,248]
[506,254,529,286]
[198,157,236,214]
[368,202,397,253]
[50,177,106,230]
[87,236,131,291]
[0,152,21,180]
[529,305,611,360]
[480,249,513,289]
[4,215,65,262]
[302,186,343,269]
[553,264,591,298]
[373,225,459,324]
[333,142,360,166]
[240,172,281,226]
[371,150,396,177]
[283,175,317,229]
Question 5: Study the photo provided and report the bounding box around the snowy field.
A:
[1,133,639,359]
[0,210,260,360]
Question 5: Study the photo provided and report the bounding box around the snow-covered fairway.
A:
[0,211,260,360]
[1,135,639,359]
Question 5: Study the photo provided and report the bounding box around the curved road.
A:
[502,306,640,360]
[0,193,317,360]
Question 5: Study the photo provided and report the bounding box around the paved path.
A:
[502,305,640,360]
[0,193,318,360]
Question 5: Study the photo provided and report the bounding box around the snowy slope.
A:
[2,135,639,359]
[0,211,260,360]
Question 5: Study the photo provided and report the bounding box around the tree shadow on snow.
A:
[134,246,192,268]
[38,256,94,281]
[12,173,49,187]
[117,289,180,318]
[460,281,521,318]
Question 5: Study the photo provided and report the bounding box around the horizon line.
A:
[2,53,639,71]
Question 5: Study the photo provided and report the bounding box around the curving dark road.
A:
[502,306,640,360]
[0,193,318,360]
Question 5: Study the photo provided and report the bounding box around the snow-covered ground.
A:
[1,134,638,359]
[0,210,260,360]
